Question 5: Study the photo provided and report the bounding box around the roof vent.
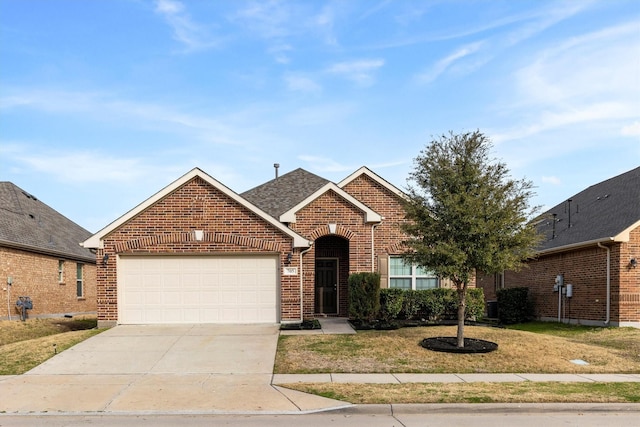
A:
[21,191,38,201]
[274,163,280,179]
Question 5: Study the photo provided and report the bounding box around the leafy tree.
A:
[402,131,540,347]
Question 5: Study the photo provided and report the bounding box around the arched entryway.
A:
[314,235,349,316]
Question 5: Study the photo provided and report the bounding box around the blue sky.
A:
[1,0,639,232]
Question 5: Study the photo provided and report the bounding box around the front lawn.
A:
[275,324,640,374]
[0,316,103,375]
[276,322,640,403]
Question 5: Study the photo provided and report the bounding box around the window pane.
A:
[390,257,411,275]
[416,278,438,290]
[58,260,64,282]
[415,265,432,277]
[390,278,411,289]
[76,264,83,297]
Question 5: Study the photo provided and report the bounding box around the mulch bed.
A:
[280,319,322,330]
[421,336,499,354]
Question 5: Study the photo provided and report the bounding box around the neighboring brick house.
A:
[0,182,97,319]
[82,166,448,327]
[477,167,640,327]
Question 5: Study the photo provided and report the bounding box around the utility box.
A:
[487,300,498,318]
[16,296,33,321]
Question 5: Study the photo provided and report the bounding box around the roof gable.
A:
[82,168,311,249]
[279,182,382,223]
[0,182,95,262]
[536,166,640,253]
[338,166,405,198]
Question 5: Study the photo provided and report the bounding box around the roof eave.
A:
[537,237,618,256]
[536,220,639,256]
[1,239,96,263]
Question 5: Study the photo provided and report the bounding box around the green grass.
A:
[0,329,103,375]
[506,321,601,337]
[283,382,640,404]
[0,316,102,375]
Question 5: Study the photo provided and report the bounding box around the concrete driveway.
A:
[0,324,349,414]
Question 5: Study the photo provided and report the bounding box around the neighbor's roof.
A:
[535,166,640,254]
[0,182,96,263]
[242,167,382,223]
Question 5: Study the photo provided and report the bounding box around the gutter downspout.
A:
[299,244,314,322]
[597,242,611,325]
[371,223,379,272]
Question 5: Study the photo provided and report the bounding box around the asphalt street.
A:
[2,404,639,427]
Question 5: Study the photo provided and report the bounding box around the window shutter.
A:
[378,255,389,288]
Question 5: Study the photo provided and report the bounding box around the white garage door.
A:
[118,255,278,324]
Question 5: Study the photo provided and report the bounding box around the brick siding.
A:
[97,177,300,325]
[0,246,96,319]
[96,170,478,325]
[476,224,640,325]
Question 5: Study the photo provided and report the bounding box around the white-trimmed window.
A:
[76,263,84,298]
[58,260,64,283]
[389,256,439,290]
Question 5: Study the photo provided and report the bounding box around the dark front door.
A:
[315,259,338,314]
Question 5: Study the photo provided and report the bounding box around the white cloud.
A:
[494,20,640,145]
[284,74,322,94]
[621,121,640,137]
[541,176,561,185]
[0,88,247,145]
[9,147,169,184]
[268,43,293,64]
[326,59,385,86]
[233,0,293,39]
[154,0,219,52]
[286,102,356,126]
[415,41,484,84]
[298,155,354,172]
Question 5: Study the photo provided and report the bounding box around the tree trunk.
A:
[456,281,467,348]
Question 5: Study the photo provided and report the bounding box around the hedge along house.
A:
[0,182,96,319]
[82,166,441,328]
[477,166,640,327]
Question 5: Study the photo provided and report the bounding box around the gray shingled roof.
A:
[535,166,640,252]
[0,182,96,263]
[242,168,330,219]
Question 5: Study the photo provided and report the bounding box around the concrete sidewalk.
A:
[273,372,640,384]
[279,317,357,335]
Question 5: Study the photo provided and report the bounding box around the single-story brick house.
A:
[477,166,640,327]
[83,166,450,327]
[0,182,97,320]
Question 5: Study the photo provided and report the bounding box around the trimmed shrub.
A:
[496,287,534,324]
[426,288,456,321]
[348,272,381,322]
[379,288,404,321]
[465,288,485,321]
[402,290,422,320]
[376,287,486,322]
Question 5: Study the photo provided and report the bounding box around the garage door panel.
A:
[118,255,278,324]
